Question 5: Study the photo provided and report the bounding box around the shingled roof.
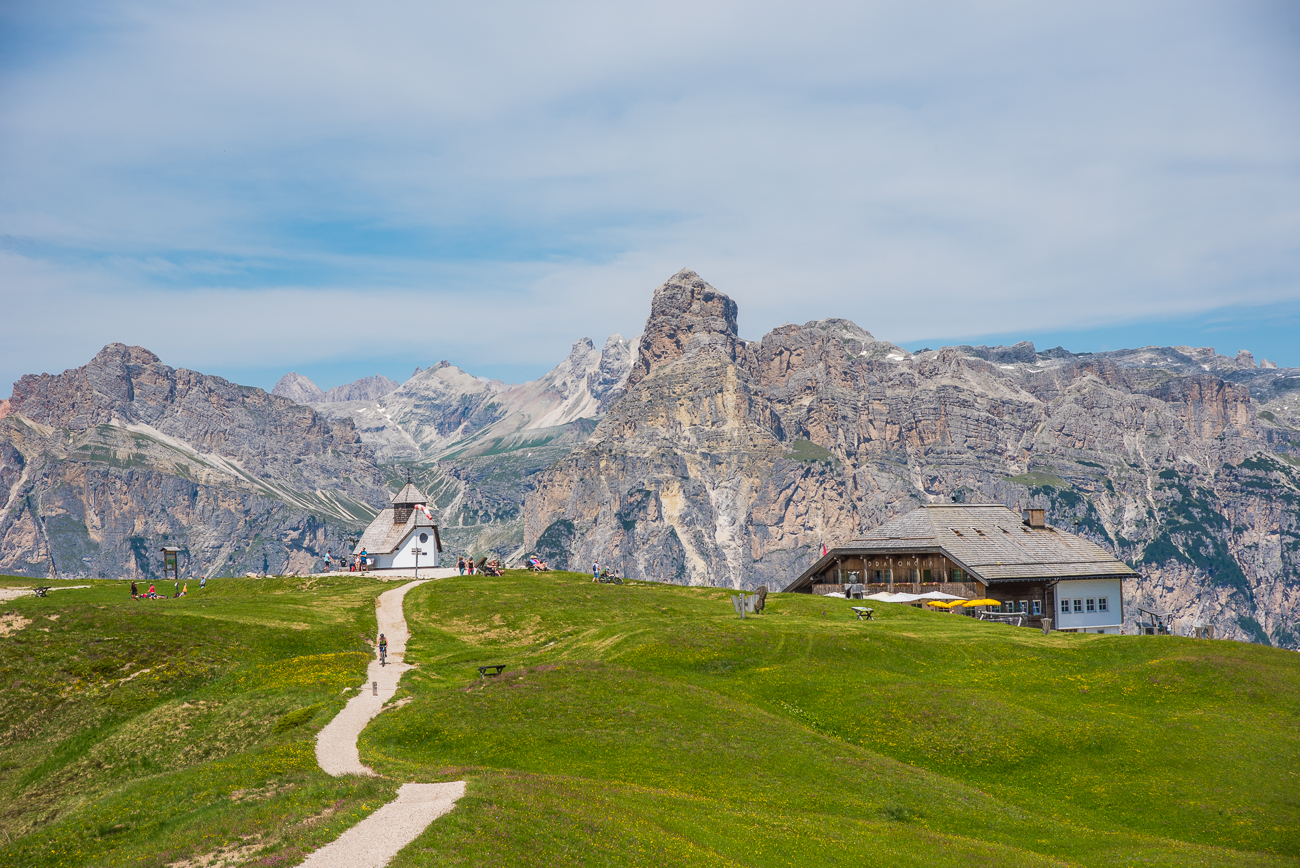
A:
[786,504,1136,591]
[391,482,427,504]
[354,507,440,556]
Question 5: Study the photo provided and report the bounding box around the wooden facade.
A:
[787,504,1136,632]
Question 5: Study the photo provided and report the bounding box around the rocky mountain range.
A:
[271,372,400,404]
[0,344,389,580]
[524,270,1300,647]
[2,270,1296,647]
[301,335,637,554]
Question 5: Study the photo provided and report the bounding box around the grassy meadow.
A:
[0,570,1297,867]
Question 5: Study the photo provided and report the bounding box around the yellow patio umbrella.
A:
[926,600,957,609]
[954,598,1001,607]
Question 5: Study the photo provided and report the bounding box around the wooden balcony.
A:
[809,581,983,599]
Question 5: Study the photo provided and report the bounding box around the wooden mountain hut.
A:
[784,504,1135,633]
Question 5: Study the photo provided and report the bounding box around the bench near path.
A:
[303,579,465,868]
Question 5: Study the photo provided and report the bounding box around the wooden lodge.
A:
[784,504,1136,633]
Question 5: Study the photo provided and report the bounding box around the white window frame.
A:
[1086,598,1095,612]
[1098,597,1108,612]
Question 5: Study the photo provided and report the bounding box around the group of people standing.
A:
[325,550,372,573]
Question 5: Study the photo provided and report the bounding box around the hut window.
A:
[922,569,932,582]
[1073,599,1083,613]
[1032,600,1042,615]
[1098,597,1108,612]
[1086,599,1095,612]
[1060,598,1069,614]
[952,568,963,581]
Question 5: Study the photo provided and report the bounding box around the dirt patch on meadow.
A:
[167,840,263,868]
[0,612,32,636]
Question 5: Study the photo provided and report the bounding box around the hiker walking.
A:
[592,560,600,581]
[378,633,388,666]
[325,550,332,571]
[130,580,138,599]
[457,555,465,575]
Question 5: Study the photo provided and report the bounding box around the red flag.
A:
[821,542,827,556]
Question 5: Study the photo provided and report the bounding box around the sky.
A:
[1,0,1297,394]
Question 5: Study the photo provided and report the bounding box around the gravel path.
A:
[307,579,466,865]
[297,781,466,868]
[315,579,429,776]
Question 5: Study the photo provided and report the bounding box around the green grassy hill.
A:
[1,572,1297,867]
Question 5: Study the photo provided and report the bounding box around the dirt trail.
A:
[297,781,466,868]
[307,579,465,865]
[316,579,427,775]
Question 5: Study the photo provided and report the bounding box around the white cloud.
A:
[1,0,1297,391]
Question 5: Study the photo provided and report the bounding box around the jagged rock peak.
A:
[272,371,325,403]
[803,318,876,343]
[566,337,596,363]
[626,269,740,391]
[323,375,399,403]
[93,342,162,368]
[956,340,1038,365]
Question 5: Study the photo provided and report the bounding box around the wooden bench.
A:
[477,664,506,677]
[33,587,50,598]
[850,607,875,621]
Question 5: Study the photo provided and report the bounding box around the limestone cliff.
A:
[0,345,389,579]
[526,270,1300,648]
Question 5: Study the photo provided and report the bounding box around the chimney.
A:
[1022,509,1045,528]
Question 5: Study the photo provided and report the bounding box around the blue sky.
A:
[1,1,1297,394]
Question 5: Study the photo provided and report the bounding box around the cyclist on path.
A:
[378,633,388,666]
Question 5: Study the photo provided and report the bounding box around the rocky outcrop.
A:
[273,372,399,404]
[323,375,399,403]
[525,271,1300,649]
[624,270,739,392]
[0,345,389,579]
[272,371,325,403]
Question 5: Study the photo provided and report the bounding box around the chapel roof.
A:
[354,507,439,556]
[391,482,427,505]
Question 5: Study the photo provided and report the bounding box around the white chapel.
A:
[353,480,442,571]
